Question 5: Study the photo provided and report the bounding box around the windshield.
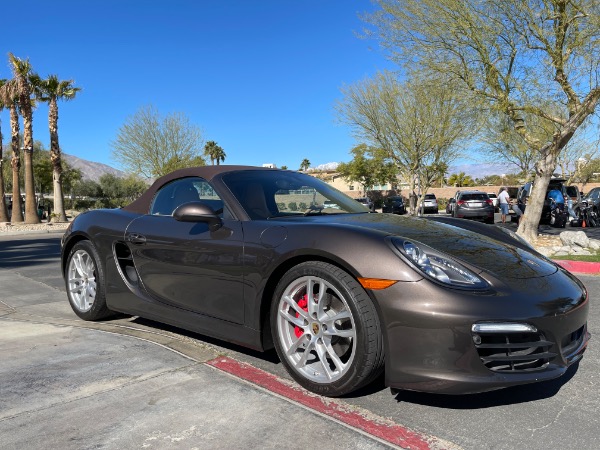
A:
[221,170,370,219]
[461,193,488,201]
[566,186,578,198]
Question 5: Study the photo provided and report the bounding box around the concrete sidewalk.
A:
[0,319,398,450]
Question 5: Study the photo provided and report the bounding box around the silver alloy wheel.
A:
[276,275,356,384]
[67,249,97,313]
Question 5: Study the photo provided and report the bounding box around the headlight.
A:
[391,238,489,290]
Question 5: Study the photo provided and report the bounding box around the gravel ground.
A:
[0,221,70,234]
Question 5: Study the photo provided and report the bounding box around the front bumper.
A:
[373,268,589,394]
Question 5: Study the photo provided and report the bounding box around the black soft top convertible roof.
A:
[123,165,274,214]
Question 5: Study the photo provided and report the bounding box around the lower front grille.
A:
[473,331,556,372]
[561,325,587,364]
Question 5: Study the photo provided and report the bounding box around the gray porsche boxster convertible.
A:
[61,166,589,397]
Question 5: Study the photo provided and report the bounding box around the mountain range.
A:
[63,153,125,182]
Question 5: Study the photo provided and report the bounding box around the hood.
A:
[293,213,558,280]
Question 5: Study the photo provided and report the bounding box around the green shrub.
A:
[437,198,448,211]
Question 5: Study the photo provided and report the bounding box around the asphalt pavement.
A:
[0,231,598,449]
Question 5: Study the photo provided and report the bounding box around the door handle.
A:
[127,233,147,245]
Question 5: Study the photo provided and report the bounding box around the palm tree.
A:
[9,53,39,223]
[203,141,226,165]
[0,78,24,223]
[32,74,81,222]
[448,172,474,187]
[214,145,226,165]
[0,79,10,222]
[299,158,311,171]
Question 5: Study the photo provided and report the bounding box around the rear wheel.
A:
[65,240,114,320]
[271,262,384,397]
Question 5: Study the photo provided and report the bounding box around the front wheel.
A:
[65,240,114,321]
[271,262,384,397]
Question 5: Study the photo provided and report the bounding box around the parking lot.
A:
[0,232,598,449]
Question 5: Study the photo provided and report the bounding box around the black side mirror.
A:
[173,202,222,231]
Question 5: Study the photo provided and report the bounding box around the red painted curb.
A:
[554,260,600,275]
[206,356,438,449]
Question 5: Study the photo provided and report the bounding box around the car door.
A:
[125,177,246,324]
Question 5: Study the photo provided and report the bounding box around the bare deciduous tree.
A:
[336,71,471,214]
[367,0,600,241]
[111,105,205,178]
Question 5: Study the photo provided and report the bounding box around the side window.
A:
[150,177,224,216]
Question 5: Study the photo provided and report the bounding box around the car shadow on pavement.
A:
[392,362,580,409]
[0,237,62,269]
[127,315,581,403]
[342,372,388,398]
[131,317,282,364]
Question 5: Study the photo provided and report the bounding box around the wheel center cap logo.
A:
[311,323,320,335]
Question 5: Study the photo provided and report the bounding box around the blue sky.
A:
[2,0,399,171]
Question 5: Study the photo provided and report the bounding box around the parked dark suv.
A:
[452,190,495,223]
[516,178,575,223]
[582,187,600,213]
[566,185,582,207]
[382,196,406,215]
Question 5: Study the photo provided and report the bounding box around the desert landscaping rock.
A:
[559,230,589,248]
[0,222,70,234]
[533,230,600,258]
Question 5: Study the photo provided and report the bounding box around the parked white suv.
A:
[421,193,438,214]
[487,192,499,211]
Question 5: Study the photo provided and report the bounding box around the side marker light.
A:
[358,278,398,290]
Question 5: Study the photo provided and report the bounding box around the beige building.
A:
[312,170,600,204]
[312,171,400,198]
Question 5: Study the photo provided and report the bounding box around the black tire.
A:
[65,240,114,321]
[270,261,384,397]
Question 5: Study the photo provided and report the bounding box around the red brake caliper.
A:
[294,294,309,338]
